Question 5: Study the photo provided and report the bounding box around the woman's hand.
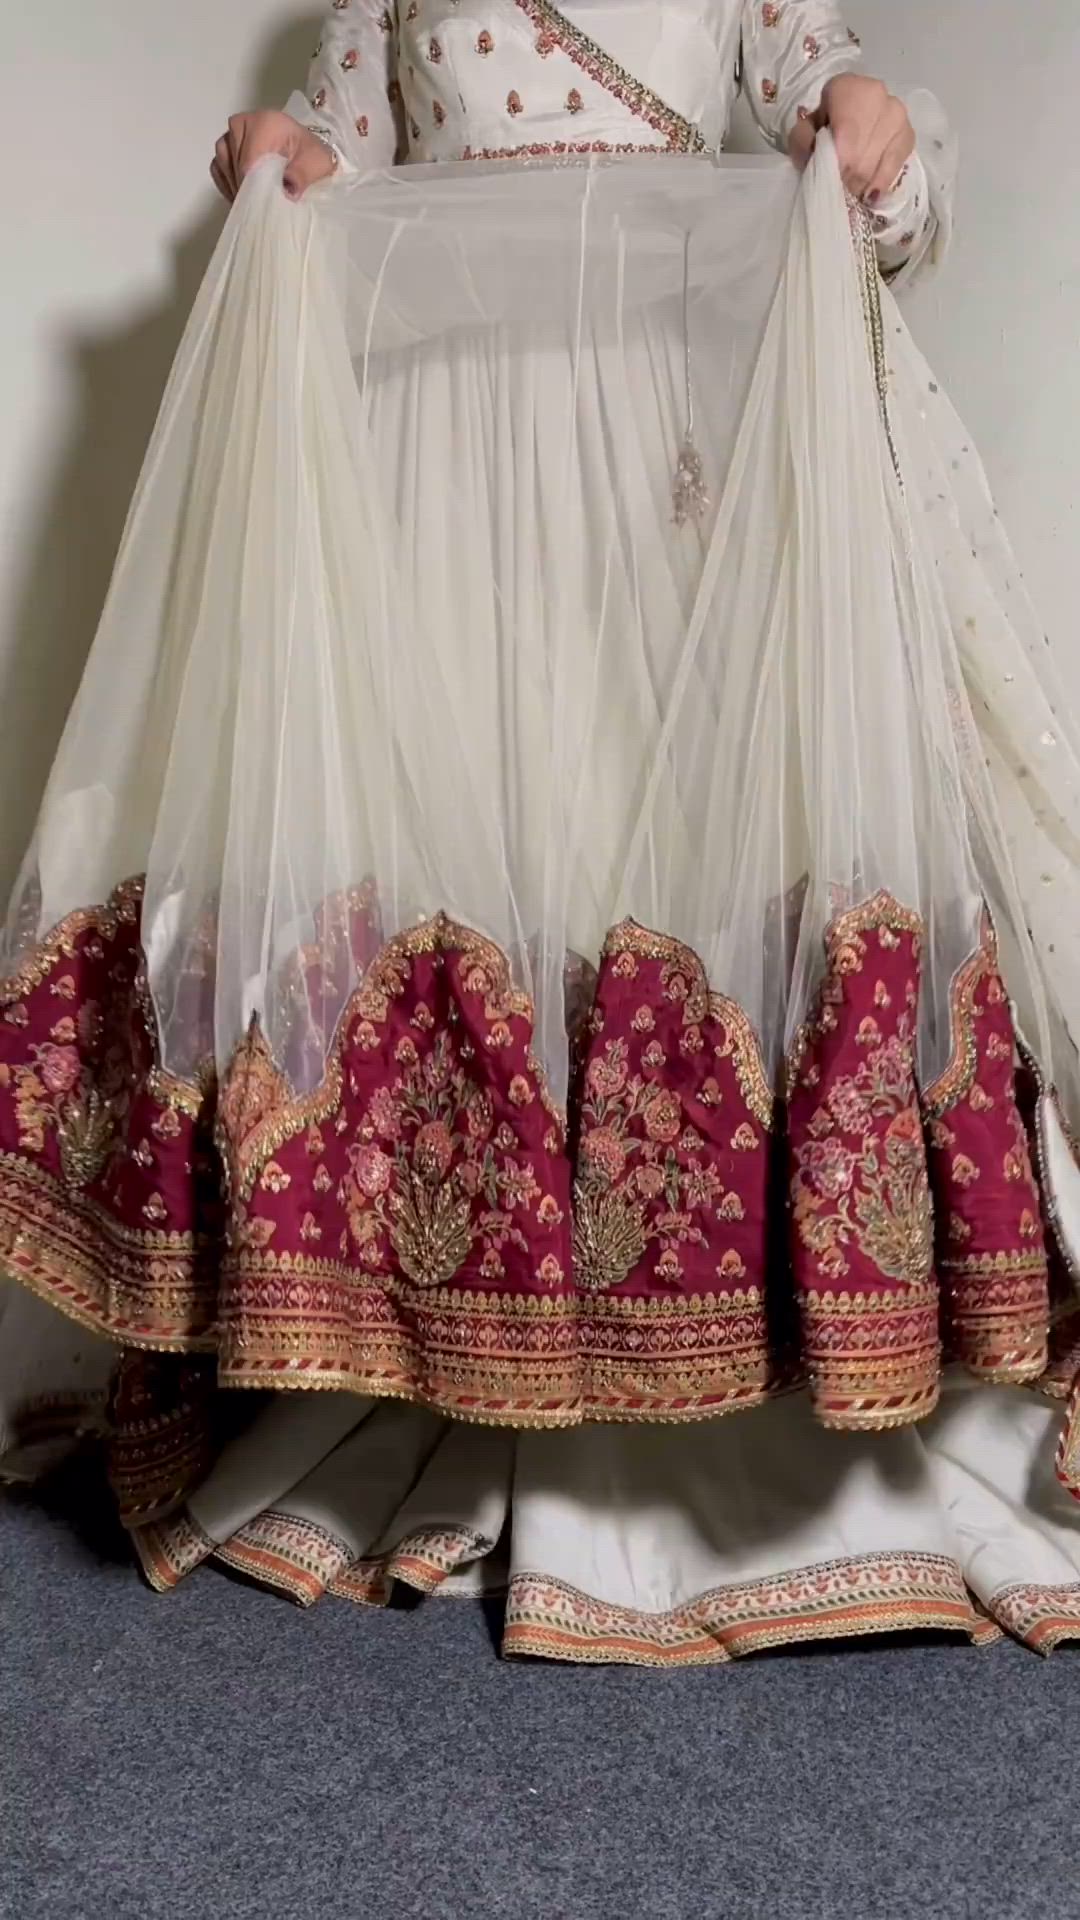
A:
[788,74,915,203]
[210,110,337,204]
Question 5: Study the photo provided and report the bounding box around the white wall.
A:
[0,1,320,888]
[1,2,1078,890]
[856,0,1080,661]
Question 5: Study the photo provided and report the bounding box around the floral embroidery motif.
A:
[0,885,1071,1441]
[511,0,709,153]
[572,924,774,1299]
[476,29,494,54]
[792,1013,930,1289]
[340,48,360,70]
[342,1028,540,1288]
[0,881,218,1348]
[787,895,940,1429]
[924,921,1049,1384]
[761,78,778,103]
[762,3,781,24]
[507,90,524,116]
[566,922,787,1417]
[566,88,584,114]
[803,34,820,59]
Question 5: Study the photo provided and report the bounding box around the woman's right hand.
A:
[211,110,337,204]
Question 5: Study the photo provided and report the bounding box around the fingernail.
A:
[868,189,881,205]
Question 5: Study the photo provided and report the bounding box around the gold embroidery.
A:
[942,1251,1050,1383]
[852,202,903,484]
[218,912,564,1209]
[217,1246,791,1424]
[923,918,996,1118]
[0,1153,214,1349]
[799,1282,940,1429]
[602,921,773,1130]
[57,1086,116,1190]
[3,883,1069,1438]
[787,892,939,1430]
[792,1075,932,1290]
[0,878,143,1003]
[572,1180,648,1292]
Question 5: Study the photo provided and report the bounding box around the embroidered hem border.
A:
[502,1556,1000,1666]
[129,1509,1080,1664]
[1,886,1075,1442]
[133,1507,492,1609]
[989,1580,1080,1654]
[133,1523,1016,1666]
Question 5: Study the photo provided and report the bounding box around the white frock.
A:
[3,0,1080,1664]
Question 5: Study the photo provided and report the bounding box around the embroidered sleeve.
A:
[741,2,946,281]
[741,0,862,151]
[869,153,933,282]
[286,0,405,177]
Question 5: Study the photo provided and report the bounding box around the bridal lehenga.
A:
[4,0,1080,1665]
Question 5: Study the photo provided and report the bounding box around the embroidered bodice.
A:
[290,0,940,273]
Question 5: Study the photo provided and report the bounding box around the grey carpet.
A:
[3,1458,1079,1920]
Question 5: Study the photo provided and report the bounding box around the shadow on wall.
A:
[0,12,321,903]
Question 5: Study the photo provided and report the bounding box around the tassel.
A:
[672,230,710,526]
[672,438,710,527]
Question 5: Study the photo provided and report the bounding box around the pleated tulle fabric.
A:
[5,135,1080,1132]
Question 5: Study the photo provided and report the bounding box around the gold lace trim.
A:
[603,919,774,1129]
[923,914,997,1119]
[512,0,709,155]
[0,877,143,1002]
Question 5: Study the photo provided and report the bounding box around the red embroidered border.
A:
[1,887,1077,1450]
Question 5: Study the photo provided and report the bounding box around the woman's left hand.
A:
[788,74,915,204]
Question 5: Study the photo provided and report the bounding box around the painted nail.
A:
[868,188,881,204]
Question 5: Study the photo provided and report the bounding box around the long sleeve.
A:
[739,1,950,284]
[284,0,406,178]
[741,0,862,151]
